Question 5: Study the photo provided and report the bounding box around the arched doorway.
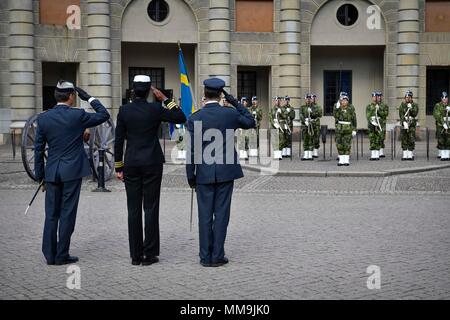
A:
[121,0,198,105]
[310,0,386,129]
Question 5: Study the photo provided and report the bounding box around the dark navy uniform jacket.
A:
[34,99,110,182]
[114,97,186,171]
[186,101,255,184]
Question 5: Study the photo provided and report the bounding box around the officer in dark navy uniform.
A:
[186,78,255,267]
[34,80,110,265]
[114,75,186,266]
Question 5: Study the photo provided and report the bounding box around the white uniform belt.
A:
[338,121,351,125]
[404,116,415,120]
[443,117,449,121]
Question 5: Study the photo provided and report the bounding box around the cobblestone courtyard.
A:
[0,145,449,299]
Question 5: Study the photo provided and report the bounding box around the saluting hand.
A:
[151,86,168,102]
[75,87,92,101]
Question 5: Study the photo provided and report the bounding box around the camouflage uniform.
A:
[366,92,388,160]
[433,93,450,160]
[283,97,296,157]
[378,101,389,156]
[248,97,263,156]
[312,95,323,157]
[334,97,357,166]
[238,98,250,159]
[269,98,285,159]
[399,94,419,160]
[299,94,321,160]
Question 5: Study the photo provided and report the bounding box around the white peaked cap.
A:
[56,80,75,90]
[133,75,151,83]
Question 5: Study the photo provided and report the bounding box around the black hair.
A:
[204,87,221,100]
[54,90,73,103]
[134,88,150,99]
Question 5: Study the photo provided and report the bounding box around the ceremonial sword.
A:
[24,181,44,215]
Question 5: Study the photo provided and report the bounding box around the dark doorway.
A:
[42,62,78,111]
[237,66,271,128]
[426,67,450,115]
[323,70,352,115]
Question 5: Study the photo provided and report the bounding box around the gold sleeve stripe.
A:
[166,101,177,110]
[115,161,124,168]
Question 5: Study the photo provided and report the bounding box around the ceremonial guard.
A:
[35,81,110,265]
[248,96,263,157]
[114,75,186,266]
[311,94,323,158]
[399,90,419,161]
[283,96,296,158]
[433,92,450,161]
[299,93,320,160]
[238,97,250,159]
[186,78,255,267]
[334,93,357,166]
[366,91,387,160]
[377,92,389,158]
[269,96,285,159]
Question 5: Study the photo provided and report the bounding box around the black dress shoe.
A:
[46,260,55,266]
[131,259,141,266]
[142,256,159,266]
[200,261,212,267]
[55,256,79,265]
[211,257,229,267]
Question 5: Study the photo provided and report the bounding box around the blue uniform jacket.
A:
[34,99,110,182]
[186,101,255,184]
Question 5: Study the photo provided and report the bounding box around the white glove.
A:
[252,111,257,115]
[307,107,312,112]
[273,120,280,129]
[370,116,377,126]
[304,119,309,126]
[336,102,340,109]
[403,121,409,130]
[175,124,182,129]
[287,108,291,112]
[276,108,282,114]
[407,103,412,109]
[444,123,449,130]
[446,106,450,111]
[352,131,357,137]
[375,104,380,110]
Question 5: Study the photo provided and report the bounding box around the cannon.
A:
[21,112,115,182]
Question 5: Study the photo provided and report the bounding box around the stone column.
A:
[9,0,35,121]
[87,0,111,109]
[279,0,301,106]
[397,0,420,110]
[209,0,231,91]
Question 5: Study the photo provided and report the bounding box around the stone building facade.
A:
[1,0,450,143]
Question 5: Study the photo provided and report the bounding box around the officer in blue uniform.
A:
[186,78,255,267]
[35,80,110,265]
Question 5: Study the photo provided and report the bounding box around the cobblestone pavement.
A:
[0,145,449,300]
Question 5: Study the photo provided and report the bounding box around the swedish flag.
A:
[179,46,195,118]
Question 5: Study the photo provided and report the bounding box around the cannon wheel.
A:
[21,114,47,181]
[21,113,106,181]
[89,118,115,181]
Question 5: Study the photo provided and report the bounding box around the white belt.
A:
[443,117,449,121]
[338,121,351,125]
[404,116,415,120]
